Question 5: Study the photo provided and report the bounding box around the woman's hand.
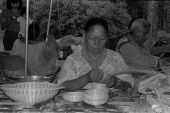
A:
[88,68,104,83]
[101,75,116,88]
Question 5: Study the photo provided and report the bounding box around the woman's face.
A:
[85,25,107,54]
[133,26,148,44]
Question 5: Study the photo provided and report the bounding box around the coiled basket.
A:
[0,82,60,105]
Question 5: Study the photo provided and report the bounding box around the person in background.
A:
[116,19,170,71]
[17,7,33,38]
[54,17,134,92]
[0,0,23,51]
[11,24,59,76]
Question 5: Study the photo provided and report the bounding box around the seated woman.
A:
[10,22,59,76]
[116,19,170,71]
[54,17,134,92]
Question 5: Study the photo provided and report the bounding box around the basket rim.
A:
[62,91,83,95]
[0,82,60,88]
[1,88,60,91]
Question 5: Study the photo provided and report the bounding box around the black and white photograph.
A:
[0,0,170,112]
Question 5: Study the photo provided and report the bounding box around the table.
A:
[0,90,134,113]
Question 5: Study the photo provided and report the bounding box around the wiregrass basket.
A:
[0,82,60,105]
[83,89,109,106]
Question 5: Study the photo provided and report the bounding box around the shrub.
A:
[32,0,131,39]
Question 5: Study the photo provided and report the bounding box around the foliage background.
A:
[32,0,131,39]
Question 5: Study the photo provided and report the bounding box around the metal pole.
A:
[25,0,29,77]
[46,0,53,42]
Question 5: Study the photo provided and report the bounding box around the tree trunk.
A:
[147,0,159,45]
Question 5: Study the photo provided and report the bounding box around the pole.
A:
[25,0,29,77]
[46,0,53,42]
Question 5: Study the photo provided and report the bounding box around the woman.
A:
[55,17,134,92]
[11,24,59,76]
[116,19,170,71]
[0,0,23,51]
[17,7,33,38]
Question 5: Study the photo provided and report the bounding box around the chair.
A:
[0,53,30,83]
[0,64,3,84]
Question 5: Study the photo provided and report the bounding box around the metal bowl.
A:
[62,91,83,102]
[5,75,52,83]
[20,75,51,82]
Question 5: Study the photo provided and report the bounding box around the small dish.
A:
[62,91,83,102]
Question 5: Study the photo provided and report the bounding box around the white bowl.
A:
[0,82,60,105]
[62,91,83,102]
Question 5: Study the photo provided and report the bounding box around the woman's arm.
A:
[62,68,103,91]
[114,77,132,92]
[55,55,91,90]
[62,74,90,91]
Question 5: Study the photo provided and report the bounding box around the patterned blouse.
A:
[57,49,134,88]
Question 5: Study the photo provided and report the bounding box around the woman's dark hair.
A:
[6,0,23,10]
[84,17,108,33]
[20,7,26,16]
[28,22,40,41]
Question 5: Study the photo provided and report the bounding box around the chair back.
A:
[0,54,31,82]
[0,64,3,84]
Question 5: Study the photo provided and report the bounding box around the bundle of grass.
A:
[128,97,155,113]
